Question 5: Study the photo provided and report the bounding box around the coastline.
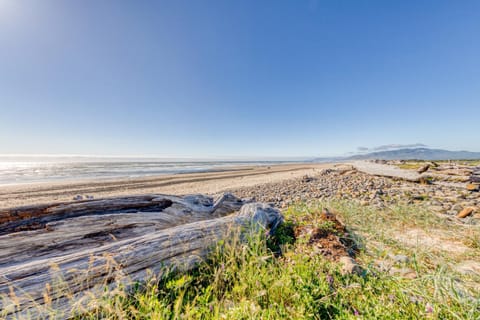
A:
[0,163,333,209]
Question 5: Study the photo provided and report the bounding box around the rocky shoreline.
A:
[230,165,480,223]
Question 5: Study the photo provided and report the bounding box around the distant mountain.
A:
[345,148,480,161]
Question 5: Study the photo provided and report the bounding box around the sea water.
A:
[0,158,291,186]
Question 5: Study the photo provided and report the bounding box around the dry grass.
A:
[2,201,479,319]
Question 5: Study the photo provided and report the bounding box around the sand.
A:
[0,163,333,209]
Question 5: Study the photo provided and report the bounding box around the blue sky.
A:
[1,0,479,158]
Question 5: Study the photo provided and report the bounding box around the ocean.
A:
[0,159,295,186]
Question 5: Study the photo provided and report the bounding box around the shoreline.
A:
[0,163,333,209]
[0,164,259,188]
[0,161,304,187]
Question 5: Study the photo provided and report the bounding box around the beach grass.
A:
[396,159,480,170]
[74,201,479,319]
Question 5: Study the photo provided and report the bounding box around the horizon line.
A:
[0,154,318,161]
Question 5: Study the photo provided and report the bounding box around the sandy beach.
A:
[0,163,333,209]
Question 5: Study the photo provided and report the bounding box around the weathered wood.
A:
[417,164,430,174]
[0,193,246,235]
[0,193,282,319]
[351,161,424,182]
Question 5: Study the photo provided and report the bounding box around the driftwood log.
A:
[0,193,282,319]
[351,161,425,182]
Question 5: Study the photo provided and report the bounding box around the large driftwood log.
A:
[0,193,282,319]
[351,161,425,182]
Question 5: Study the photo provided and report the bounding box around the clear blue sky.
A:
[1,0,479,158]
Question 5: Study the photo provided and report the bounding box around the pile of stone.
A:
[229,167,480,222]
[468,167,480,191]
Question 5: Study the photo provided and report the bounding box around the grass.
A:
[445,160,480,166]
[396,159,480,170]
[396,163,426,170]
[75,201,480,319]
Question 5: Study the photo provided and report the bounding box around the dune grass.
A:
[396,159,480,169]
[76,201,479,319]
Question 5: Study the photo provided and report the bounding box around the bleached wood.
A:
[351,161,424,182]
[0,193,282,319]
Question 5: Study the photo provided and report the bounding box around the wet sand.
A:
[0,163,333,209]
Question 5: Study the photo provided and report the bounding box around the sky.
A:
[0,0,479,159]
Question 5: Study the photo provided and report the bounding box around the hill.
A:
[346,148,480,161]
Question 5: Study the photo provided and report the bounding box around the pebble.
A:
[392,254,410,264]
[228,167,479,223]
[466,184,479,192]
[389,267,417,279]
[454,261,480,276]
[452,204,463,212]
[339,256,362,275]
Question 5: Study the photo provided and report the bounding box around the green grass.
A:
[396,163,425,170]
[79,201,480,319]
[396,159,480,169]
[444,160,480,166]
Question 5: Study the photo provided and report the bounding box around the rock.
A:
[442,204,452,211]
[389,267,417,279]
[392,254,410,264]
[454,261,480,275]
[375,260,393,272]
[339,256,362,275]
[470,176,480,183]
[457,207,476,219]
[466,184,480,192]
[229,165,480,220]
[430,206,444,213]
[419,177,432,185]
[359,200,369,206]
[452,204,463,212]
[302,175,314,183]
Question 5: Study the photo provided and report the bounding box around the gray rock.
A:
[430,206,444,213]
[339,256,362,275]
[392,254,410,264]
[442,204,452,210]
[389,267,417,279]
[452,204,463,212]
[454,261,480,276]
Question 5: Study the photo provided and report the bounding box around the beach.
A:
[2,160,479,319]
[0,163,332,209]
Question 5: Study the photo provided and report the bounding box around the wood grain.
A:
[0,193,282,319]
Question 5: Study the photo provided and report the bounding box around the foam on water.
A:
[0,160,290,186]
